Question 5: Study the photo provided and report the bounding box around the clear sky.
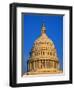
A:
[22,13,63,74]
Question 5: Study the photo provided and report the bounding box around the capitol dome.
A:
[26,24,62,75]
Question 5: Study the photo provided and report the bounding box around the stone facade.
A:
[26,24,62,75]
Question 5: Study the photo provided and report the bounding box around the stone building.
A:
[26,24,62,75]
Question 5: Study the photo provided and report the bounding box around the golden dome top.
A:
[34,23,54,48]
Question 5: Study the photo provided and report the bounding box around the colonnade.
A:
[28,59,58,71]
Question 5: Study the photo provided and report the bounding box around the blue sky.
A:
[22,13,63,74]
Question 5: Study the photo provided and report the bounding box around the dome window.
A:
[43,52,45,55]
[50,52,52,55]
[48,52,50,55]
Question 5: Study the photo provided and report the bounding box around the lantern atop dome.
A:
[41,23,46,35]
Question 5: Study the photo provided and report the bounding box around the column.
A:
[36,60,38,70]
[28,62,30,71]
[56,62,59,69]
[43,59,45,68]
[31,62,32,71]
[53,61,54,68]
[47,60,49,68]
[34,61,35,70]
[45,60,46,68]
[38,60,40,69]
[39,60,41,69]
[33,61,34,70]
[40,60,42,69]
[37,60,39,69]
[30,62,31,71]
[48,59,50,68]
[31,62,33,71]
[32,61,33,71]
[29,62,31,71]
[41,60,42,69]
[44,59,45,68]
[49,61,52,68]
[35,61,36,70]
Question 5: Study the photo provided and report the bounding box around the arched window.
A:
[50,52,52,55]
[43,52,45,55]
[38,52,40,55]
[40,51,43,55]
[48,52,49,55]
[53,52,55,56]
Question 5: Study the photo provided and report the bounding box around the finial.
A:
[41,23,46,34]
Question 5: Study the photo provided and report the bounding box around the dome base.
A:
[23,68,63,75]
